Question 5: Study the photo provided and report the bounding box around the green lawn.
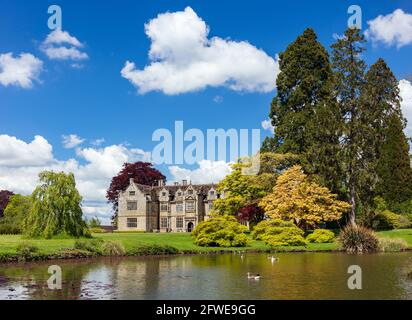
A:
[1,229,411,258]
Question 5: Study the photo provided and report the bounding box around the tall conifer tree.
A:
[331,28,366,224]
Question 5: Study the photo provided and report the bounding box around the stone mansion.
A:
[117,179,222,232]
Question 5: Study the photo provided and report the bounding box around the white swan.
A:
[268,256,279,263]
[247,272,262,280]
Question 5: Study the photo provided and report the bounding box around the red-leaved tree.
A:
[106,162,166,224]
[0,190,14,218]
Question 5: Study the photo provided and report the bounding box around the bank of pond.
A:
[1,229,412,263]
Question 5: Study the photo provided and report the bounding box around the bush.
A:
[129,244,180,256]
[372,210,402,230]
[192,216,250,247]
[89,227,106,234]
[339,224,379,253]
[74,239,104,254]
[252,219,307,247]
[0,223,21,235]
[378,237,408,252]
[306,229,335,243]
[101,241,125,256]
[16,242,38,260]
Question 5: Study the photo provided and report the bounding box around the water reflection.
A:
[1,253,412,300]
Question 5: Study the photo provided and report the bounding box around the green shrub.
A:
[89,227,106,234]
[192,216,250,247]
[378,237,408,252]
[253,219,307,247]
[306,229,335,243]
[0,223,21,235]
[16,242,39,260]
[101,241,125,256]
[372,210,401,230]
[129,244,180,255]
[74,239,104,254]
[339,224,379,253]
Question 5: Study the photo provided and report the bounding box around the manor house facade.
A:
[117,179,221,232]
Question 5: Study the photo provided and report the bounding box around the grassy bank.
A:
[1,229,411,263]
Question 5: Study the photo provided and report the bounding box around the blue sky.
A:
[1,0,412,222]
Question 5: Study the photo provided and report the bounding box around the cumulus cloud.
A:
[168,160,232,184]
[261,119,275,133]
[365,9,412,48]
[121,7,279,95]
[0,52,43,88]
[0,135,53,166]
[400,79,412,137]
[41,29,88,61]
[62,134,85,149]
[0,135,150,224]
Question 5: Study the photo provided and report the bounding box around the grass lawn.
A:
[1,229,411,258]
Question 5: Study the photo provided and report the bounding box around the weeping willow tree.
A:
[23,171,87,238]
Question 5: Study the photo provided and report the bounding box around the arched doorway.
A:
[187,222,194,233]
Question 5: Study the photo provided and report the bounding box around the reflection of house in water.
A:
[117,179,222,232]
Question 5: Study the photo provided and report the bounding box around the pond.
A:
[1,252,412,300]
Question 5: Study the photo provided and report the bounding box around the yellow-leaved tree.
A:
[259,166,350,229]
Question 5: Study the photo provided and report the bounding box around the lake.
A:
[1,252,412,300]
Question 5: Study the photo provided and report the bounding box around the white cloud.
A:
[41,29,88,61]
[43,29,84,48]
[0,52,43,88]
[365,9,412,48]
[0,135,151,224]
[62,134,85,149]
[0,135,53,166]
[168,160,232,184]
[91,138,105,146]
[121,7,279,95]
[261,119,275,133]
[400,79,412,137]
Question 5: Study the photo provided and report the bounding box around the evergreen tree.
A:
[376,113,412,207]
[268,28,335,154]
[265,28,343,194]
[331,28,366,224]
[359,58,404,206]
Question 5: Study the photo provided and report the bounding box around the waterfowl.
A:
[268,256,279,263]
[247,272,262,280]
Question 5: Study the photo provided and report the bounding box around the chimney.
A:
[129,178,134,185]
[174,182,179,186]
[182,180,187,186]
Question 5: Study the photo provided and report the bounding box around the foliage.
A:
[306,229,335,243]
[16,242,39,261]
[259,166,350,229]
[359,59,405,208]
[74,239,104,254]
[252,219,307,247]
[376,113,412,208]
[339,224,379,253]
[237,204,264,227]
[213,153,300,217]
[129,244,180,256]
[331,28,367,224]
[89,227,107,233]
[88,216,101,228]
[23,171,88,239]
[101,240,125,256]
[0,190,14,218]
[106,162,166,224]
[1,194,32,234]
[378,237,408,252]
[192,216,250,247]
